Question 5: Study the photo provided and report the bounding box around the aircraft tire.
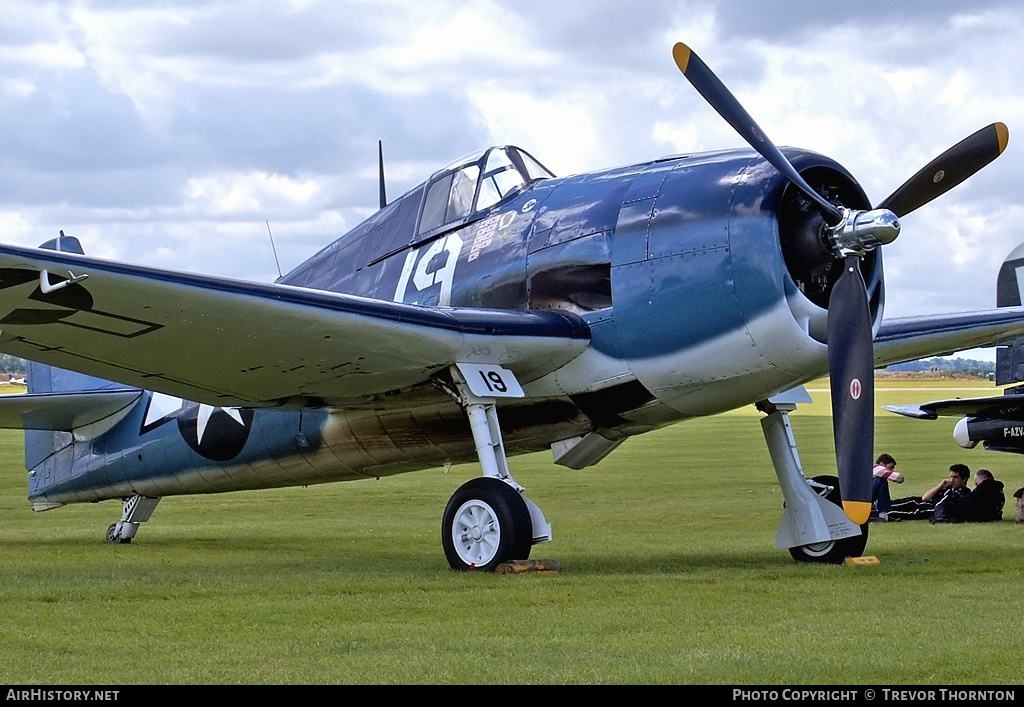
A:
[788,475,869,564]
[442,477,533,571]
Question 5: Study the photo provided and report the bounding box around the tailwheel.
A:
[106,523,131,544]
[442,478,533,571]
[789,475,869,564]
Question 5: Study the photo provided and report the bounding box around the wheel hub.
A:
[453,499,501,566]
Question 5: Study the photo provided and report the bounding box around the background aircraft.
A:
[886,242,1024,455]
[1,44,1022,570]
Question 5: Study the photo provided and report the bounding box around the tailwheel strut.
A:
[106,495,160,544]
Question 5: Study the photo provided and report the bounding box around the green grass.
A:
[1,377,1022,684]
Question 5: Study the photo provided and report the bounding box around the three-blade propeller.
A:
[672,42,1008,525]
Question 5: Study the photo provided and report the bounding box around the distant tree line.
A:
[0,354,25,374]
[883,356,995,377]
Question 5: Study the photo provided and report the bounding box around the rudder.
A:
[996,242,1024,385]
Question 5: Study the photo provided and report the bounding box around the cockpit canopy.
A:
[417,146,554,236]
[279,146,554,292]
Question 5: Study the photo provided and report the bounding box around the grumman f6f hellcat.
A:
[0,44,1020,569]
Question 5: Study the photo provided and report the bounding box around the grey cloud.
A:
[162,82,489,188]
[710,0,1018,43]
[0,68,162,175]
[139,1,392,61]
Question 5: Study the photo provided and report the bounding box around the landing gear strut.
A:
[440,364,551,571]
[758,391,866,564]
[106,495,160,544]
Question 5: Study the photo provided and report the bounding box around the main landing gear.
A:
[105,495,160,544]
[440,364,552,571]
[758,390,867,564]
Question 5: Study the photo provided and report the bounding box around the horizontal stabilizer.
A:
[0,389,141,430]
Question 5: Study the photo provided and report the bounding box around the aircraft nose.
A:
[953,418,977,448]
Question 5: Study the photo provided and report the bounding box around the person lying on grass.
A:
[883,463,971,522]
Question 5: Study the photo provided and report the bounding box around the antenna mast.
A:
[378,140,387,209]
[266,220,283,279]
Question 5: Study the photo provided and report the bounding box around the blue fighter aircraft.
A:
[0,44,1021,569]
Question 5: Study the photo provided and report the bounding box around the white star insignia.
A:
[143,393,246,443]
[195,404,246,444]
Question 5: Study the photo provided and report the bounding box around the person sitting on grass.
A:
[871,453,904,522]
[932,468,1005,523]
[886,463,972,521]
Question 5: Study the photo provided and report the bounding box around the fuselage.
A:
[29,145,883,504]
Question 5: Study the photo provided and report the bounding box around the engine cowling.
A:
[604,147,882,416]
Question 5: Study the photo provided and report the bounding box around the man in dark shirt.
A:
[886,464,971,521]
[932,469,1005,523]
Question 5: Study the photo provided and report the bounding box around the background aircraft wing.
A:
[0,245,590,407]
[873,308,1024,368]
[884,394,1024,420]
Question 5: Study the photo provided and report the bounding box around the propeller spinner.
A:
[672,42,1008,525]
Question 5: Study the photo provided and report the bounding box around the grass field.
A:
[1,377,1022,684]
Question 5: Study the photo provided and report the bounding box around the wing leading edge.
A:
[0,245,590,407]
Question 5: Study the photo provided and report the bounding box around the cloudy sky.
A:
[2,0,1022,357]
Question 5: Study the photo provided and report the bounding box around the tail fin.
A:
[996,243,1024,385]
[24,232,129,397]
[2,235,143,506]
[37,230,85,255]
[26,359,126,395]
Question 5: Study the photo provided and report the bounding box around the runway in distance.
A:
[0,43,1021,569]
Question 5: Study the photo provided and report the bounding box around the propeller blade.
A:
[673,43,844,226]
[877,123,1009,217]
[827,257,875,525]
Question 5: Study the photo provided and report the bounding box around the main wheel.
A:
[442,478,533,571]
[788,475,869,564]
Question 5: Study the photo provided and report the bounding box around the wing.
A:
[873,308,1024,368]
[0,245,590,407]
[884,394,1024,420]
